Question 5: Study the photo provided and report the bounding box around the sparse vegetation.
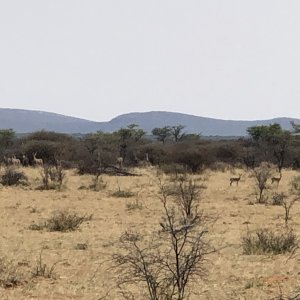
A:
[252,162,273,203]
[125,199,142,211]
[29,211,92,232]
[1,167,27,186]
[2,122,300,298]
[37,164,65,190]
[112,176,213,299]
[242,229,298,255]
[111,188,135,198]
[0,258,22,288]
[31,249,61,279]
[272,192,285,206]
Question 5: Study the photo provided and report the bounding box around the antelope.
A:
[32,152,43,167]
[271,173,282,185]
[11,155,21,166]
[230,174,242,186]
[3,155,12,165]
[22,154,29,167]
[117,157,123,169]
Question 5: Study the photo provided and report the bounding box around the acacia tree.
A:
[247,124,290,172]
[171,125,186,143]
[252,162,273,203]
[112,176,212,299]
[152,126,172,144]
[116,124,146,160]
[0,129,15,153]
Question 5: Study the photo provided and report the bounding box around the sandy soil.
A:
[0,166,300,300]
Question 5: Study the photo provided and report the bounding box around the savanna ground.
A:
[1,165,300,299]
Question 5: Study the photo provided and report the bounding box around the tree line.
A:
[0,122,300,173]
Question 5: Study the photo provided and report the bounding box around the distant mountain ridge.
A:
[0,108,298,136]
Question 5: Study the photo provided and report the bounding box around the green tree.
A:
[116,124,146,159]
[152,126,172,144]
[247,124,290,172]
[0,129,15,150]
[171,125,186,142]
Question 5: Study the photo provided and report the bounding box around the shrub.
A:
[89,174,107,191]
[1,167,27,186]
[272,193,285,206]
[112,177,213,300]
[0,258,22,288]
[37,165,65,190]
[31,249,61,279]
[75,243,88,250]
[46,211,92,232]
[159,163,188,175]
[30,211,92,232]
[252,162,273,203]
[126,199,142,211]
[111,190,135,198]
[242,229,298,255]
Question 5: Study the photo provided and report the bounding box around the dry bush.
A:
[37,165,65,190]
[0,258,22,288]
[252,162,273,203]
[242,229,298,255]
[89,174,107,191]
[112,176,213,300]
[159,163,188,176]
[29,211,92,232]
[209,161,231,172]
[1,167,27,186]
[125,199,143,211]
[31,249,62,279]
[111,190,135,198]
[272,193,285,206]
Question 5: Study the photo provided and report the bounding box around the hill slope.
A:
[0,108,298,136]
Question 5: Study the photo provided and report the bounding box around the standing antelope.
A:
[11,155,21,166]
[117,157,123,169]
[22,154,29,167]
[3,155,12,165]
[230,174,242,186]
[32,152,43,167]
[271,173,282,185]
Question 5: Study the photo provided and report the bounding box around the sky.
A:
[1,1,300,122]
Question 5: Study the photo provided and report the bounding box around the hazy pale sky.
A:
[1,1,300,121]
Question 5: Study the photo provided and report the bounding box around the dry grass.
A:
[0,166,300,299]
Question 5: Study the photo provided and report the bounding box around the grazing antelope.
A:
[11,155,21,166]
[32,152,43,167]
[116,157,123,169]
[271,173,282,185]
[230,174,242,186]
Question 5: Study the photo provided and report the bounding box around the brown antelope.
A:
[32,152,43,167]
[230,174,242,186]
[11,155,21,166]
[271,173,282,185]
